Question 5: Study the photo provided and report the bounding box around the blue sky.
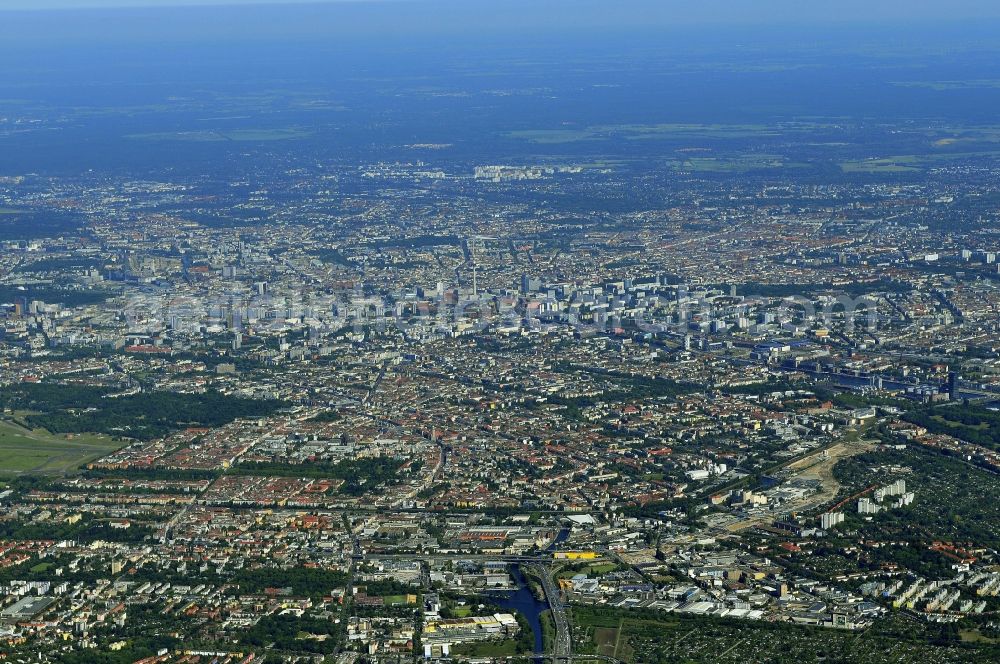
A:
[4,0,1000,24]
[3,0,1000,48]
[1,0,363,7]
[2,0,383,6]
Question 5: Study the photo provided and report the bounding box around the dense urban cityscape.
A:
[4,1,1000,662]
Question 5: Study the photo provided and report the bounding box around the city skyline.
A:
[2,1,1000,662]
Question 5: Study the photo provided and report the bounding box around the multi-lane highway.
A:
[368,551,595,662]
[527,563,573,663]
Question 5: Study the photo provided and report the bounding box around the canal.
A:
[488,564,548,662]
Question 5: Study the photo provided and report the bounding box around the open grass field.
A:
[931,414,989,430]
[841,149,1000,173]
[673,155,807,172]
[450,604,473,618]
[505,129,598,144]
[507,122,840,145]
[840,156,922,173]
[557,562,620,580]
[127,128,312,142]
[593,620,633,661]
[508,121,1000,179]
[0,419,123,475]
[381,594,415,605]
[960,629,1000,644]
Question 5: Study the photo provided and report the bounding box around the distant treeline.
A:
[0,286,114,307]
[241,613,343,654]
[904,404,1000,450]
[234,456,405,494]
[307,410,342,422]
[13,256,107,274]
[0,209,84,241]
[308,247,351,266]
[0,382,284,440]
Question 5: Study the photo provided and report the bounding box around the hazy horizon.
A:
[4,0,1000,26]
[2,0,1000,52]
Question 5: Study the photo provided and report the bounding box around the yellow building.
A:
[553,551,599,561]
